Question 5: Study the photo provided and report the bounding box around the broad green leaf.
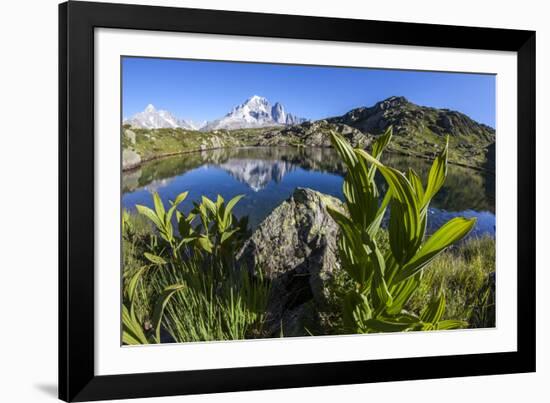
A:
[143,252,167,266]
[422,137,448,207]
[343,291,371,331]
[337,236,370,285]
[329,130,359,169]
[331,130,379,228]
[136,204,163,230]
[122,330,144,345]
[197,236,213,253]
[387,198,425,264]
[220,228,239,244]
[387,273,421,315]
[394,217,477,283]
[421,293,446,324]
[355,150,380,225]
[127,265,148,302]
[356,148,423,263]
[166,191,189,222]
[371,246,393,308]
[367,189,392,240]
[364,315,420,333]
[173,191,189,206]
[372,126,393,160]
[368,126,393,180]
[356,149,417,209]
[122,209,130,233]
[388,199,408,263]
[122,304,149,345]
[152,284,186,342]
[382,249,400,285]
[223,195,244,228]
[436,320,468,330]
[407,168,425,205]
[327,207,369,263]
[177,211,195,238]
[152,192,165,222]
[201,196,217,215]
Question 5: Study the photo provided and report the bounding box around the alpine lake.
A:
[122,146,495,239]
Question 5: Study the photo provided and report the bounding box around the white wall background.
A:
[0,0,547,402]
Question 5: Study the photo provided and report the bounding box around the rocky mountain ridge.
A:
[328,96,495,142]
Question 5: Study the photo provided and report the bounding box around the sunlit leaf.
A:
[436,320,468,330]
[143,252,167,266]
[136,204,163,230]
[152,284,186,342]
[152,192,165,222]
[421,293,446,324]
[394,217,477,283]
[422,136,448,208]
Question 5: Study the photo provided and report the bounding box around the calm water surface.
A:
[122,147,495,237]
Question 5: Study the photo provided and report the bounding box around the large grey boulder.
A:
[122,149,142,170]
[237,188,345,336]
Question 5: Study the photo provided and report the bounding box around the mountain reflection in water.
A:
[217,158,296,192]
[122,147,495,236]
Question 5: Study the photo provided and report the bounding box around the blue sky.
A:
[122,57,496,127]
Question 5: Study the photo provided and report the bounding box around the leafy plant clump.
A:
[122,192,269,345]
[328,127,476,333]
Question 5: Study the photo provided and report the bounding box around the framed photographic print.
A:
[59,1,536,401]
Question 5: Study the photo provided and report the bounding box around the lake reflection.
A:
[122,147,495,236]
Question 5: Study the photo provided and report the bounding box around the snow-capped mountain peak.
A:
[242,95,269,109]
[202,96,306,131]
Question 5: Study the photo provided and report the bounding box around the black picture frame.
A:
[59,1,536,401]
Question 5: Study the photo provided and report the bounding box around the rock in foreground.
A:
[237,188,345,336]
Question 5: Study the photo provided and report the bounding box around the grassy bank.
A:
[122,124,494,172]
[406,236,495,326]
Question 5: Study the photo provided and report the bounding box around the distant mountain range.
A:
[124,96,306,131]
[124,104,201,130]
[123,96,494,144]
[122,95,496,172]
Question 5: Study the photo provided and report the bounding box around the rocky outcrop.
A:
[237,188,345,336]
[257,120,371,149]
[122,149,141,170]
[124,129,136,144]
